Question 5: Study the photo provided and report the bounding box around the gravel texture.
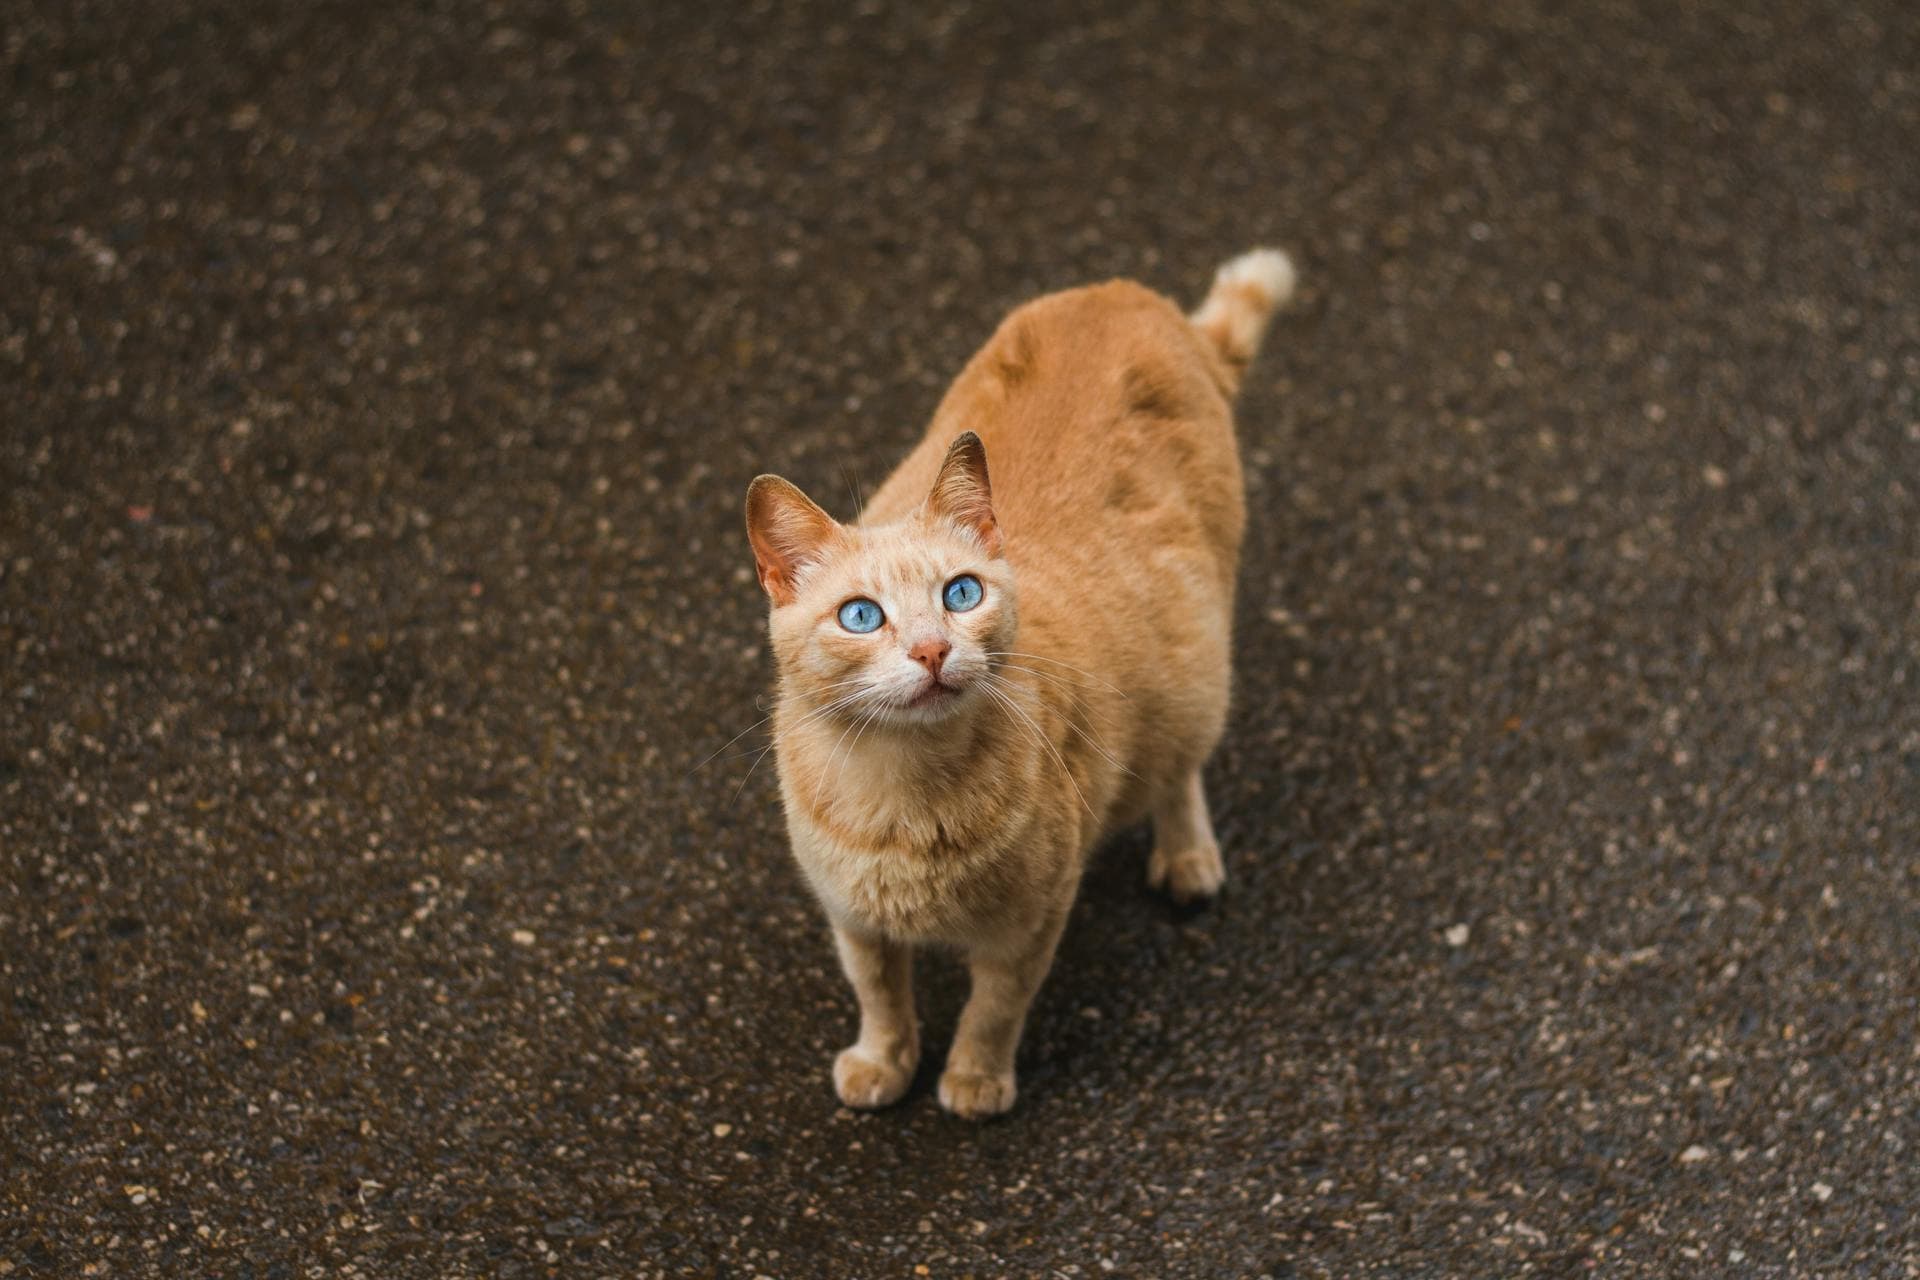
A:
[4,1,1918,1276]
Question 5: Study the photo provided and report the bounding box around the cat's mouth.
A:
[902,678,964,710]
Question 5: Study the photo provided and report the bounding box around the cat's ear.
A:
[926,431,1001,556]
[745,475,841,606]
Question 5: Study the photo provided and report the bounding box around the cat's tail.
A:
[1189,247,1297,396]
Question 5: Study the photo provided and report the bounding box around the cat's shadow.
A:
[899,820,1270,1112]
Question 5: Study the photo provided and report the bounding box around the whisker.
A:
[718,691,870,808]
[715,745,775,764]
[830,705,884,815]
[780,686,872,737]
[727,690,863,807]
[981,681,1095,821]
[691,676,870,774]
[789,676,877,707]
[840,464,868,517]
[986,684,1096,820]
[986,672,1135,779]
[689,711,778,774]
[990,676,1127,771]
[984,651,1129,697]
[728,742,776,807]
[814,700,875,810]
[991,660,1128,720]
[731,681,877,806]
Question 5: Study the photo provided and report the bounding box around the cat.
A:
[743,248,1295,1117]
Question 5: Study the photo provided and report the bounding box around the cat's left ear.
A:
[746,475,841,606]
[926,431,1001,557]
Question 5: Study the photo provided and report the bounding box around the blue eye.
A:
[837,598,884,633]
[943,574,983,612]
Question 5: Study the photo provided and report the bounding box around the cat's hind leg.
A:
[1147,769,1225,903]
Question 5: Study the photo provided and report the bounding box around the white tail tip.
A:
[1214,247,1297,310]
[1190,247,1297,387]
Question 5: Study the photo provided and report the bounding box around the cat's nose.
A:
[908,638,951,676]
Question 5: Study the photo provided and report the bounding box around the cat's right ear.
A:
[745,475,840,606]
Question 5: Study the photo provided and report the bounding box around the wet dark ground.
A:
[4,1,1918,1275]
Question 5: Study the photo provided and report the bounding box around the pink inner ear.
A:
[947,498,1001,556]
[747,476,838,604]
[753,554,794,604]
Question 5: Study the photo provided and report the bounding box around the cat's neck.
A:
[776,688,1038,841]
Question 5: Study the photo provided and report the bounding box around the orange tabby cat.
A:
[744,249,1295,1117]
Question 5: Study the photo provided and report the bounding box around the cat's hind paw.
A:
[1148,841,1225,904]
[834,1045,915,1109]
[937,1069,1017,1120]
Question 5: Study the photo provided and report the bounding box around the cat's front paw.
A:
[1148,840,1225,904]
[834,1045,916,1109]
[937,1069,1017,1119]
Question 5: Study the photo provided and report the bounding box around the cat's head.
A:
[745,432,1016,727]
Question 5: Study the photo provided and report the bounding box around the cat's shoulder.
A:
[1003,277,1183,335]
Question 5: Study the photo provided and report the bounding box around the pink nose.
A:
[908,638,951,676]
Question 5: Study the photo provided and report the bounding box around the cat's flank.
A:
[744,249,1296,1117]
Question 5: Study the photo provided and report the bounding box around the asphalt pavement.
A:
[3,1,1918,1275]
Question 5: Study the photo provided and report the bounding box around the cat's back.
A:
[862,279,1243,580]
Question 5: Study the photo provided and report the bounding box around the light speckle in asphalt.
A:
[3,1,1917,1276]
